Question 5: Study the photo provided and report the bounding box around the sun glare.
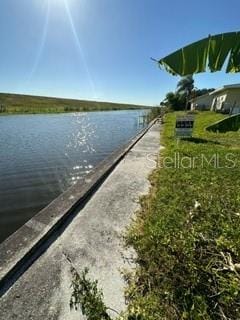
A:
[49,0,75,7]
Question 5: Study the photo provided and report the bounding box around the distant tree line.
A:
[160,75,215,111]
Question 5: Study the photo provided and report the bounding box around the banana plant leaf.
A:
[157,31,240,76]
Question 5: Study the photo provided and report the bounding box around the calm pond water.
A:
[0,110,148,243]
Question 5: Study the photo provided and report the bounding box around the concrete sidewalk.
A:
[0,123,160,320]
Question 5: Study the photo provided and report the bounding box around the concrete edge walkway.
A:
[0,122,161,320]
[0,119,157,296]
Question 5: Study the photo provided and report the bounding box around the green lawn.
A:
[125,111,240,319]
[0,92,149,114]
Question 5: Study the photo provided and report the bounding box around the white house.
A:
[190,93,214,111]
[210,84,240,114]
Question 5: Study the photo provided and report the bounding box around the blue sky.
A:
[1,0,240,105]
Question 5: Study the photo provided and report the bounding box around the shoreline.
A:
[0,121,161,320]
[0,107,149,116]
[0,119,159,297]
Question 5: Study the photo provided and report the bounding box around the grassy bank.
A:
[125,111,240,319]
[0,93,150,114]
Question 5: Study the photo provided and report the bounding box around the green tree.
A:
[160,76,194,111]
[176,75,194,95]
[176,75,194,109]
[164,92,185,110]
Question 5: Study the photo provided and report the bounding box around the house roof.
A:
[210,84,240,95]
[189,92,211,103]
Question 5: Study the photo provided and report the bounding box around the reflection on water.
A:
[0,110,148,243]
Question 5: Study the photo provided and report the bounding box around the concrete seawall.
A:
[0,122,160,319]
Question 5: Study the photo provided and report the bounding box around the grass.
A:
[0,92,150,115]
[70,267,111,320]
[125,111,240,319]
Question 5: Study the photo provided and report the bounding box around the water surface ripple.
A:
[0,110,147,243]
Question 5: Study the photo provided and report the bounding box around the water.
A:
[0,110,148,243]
